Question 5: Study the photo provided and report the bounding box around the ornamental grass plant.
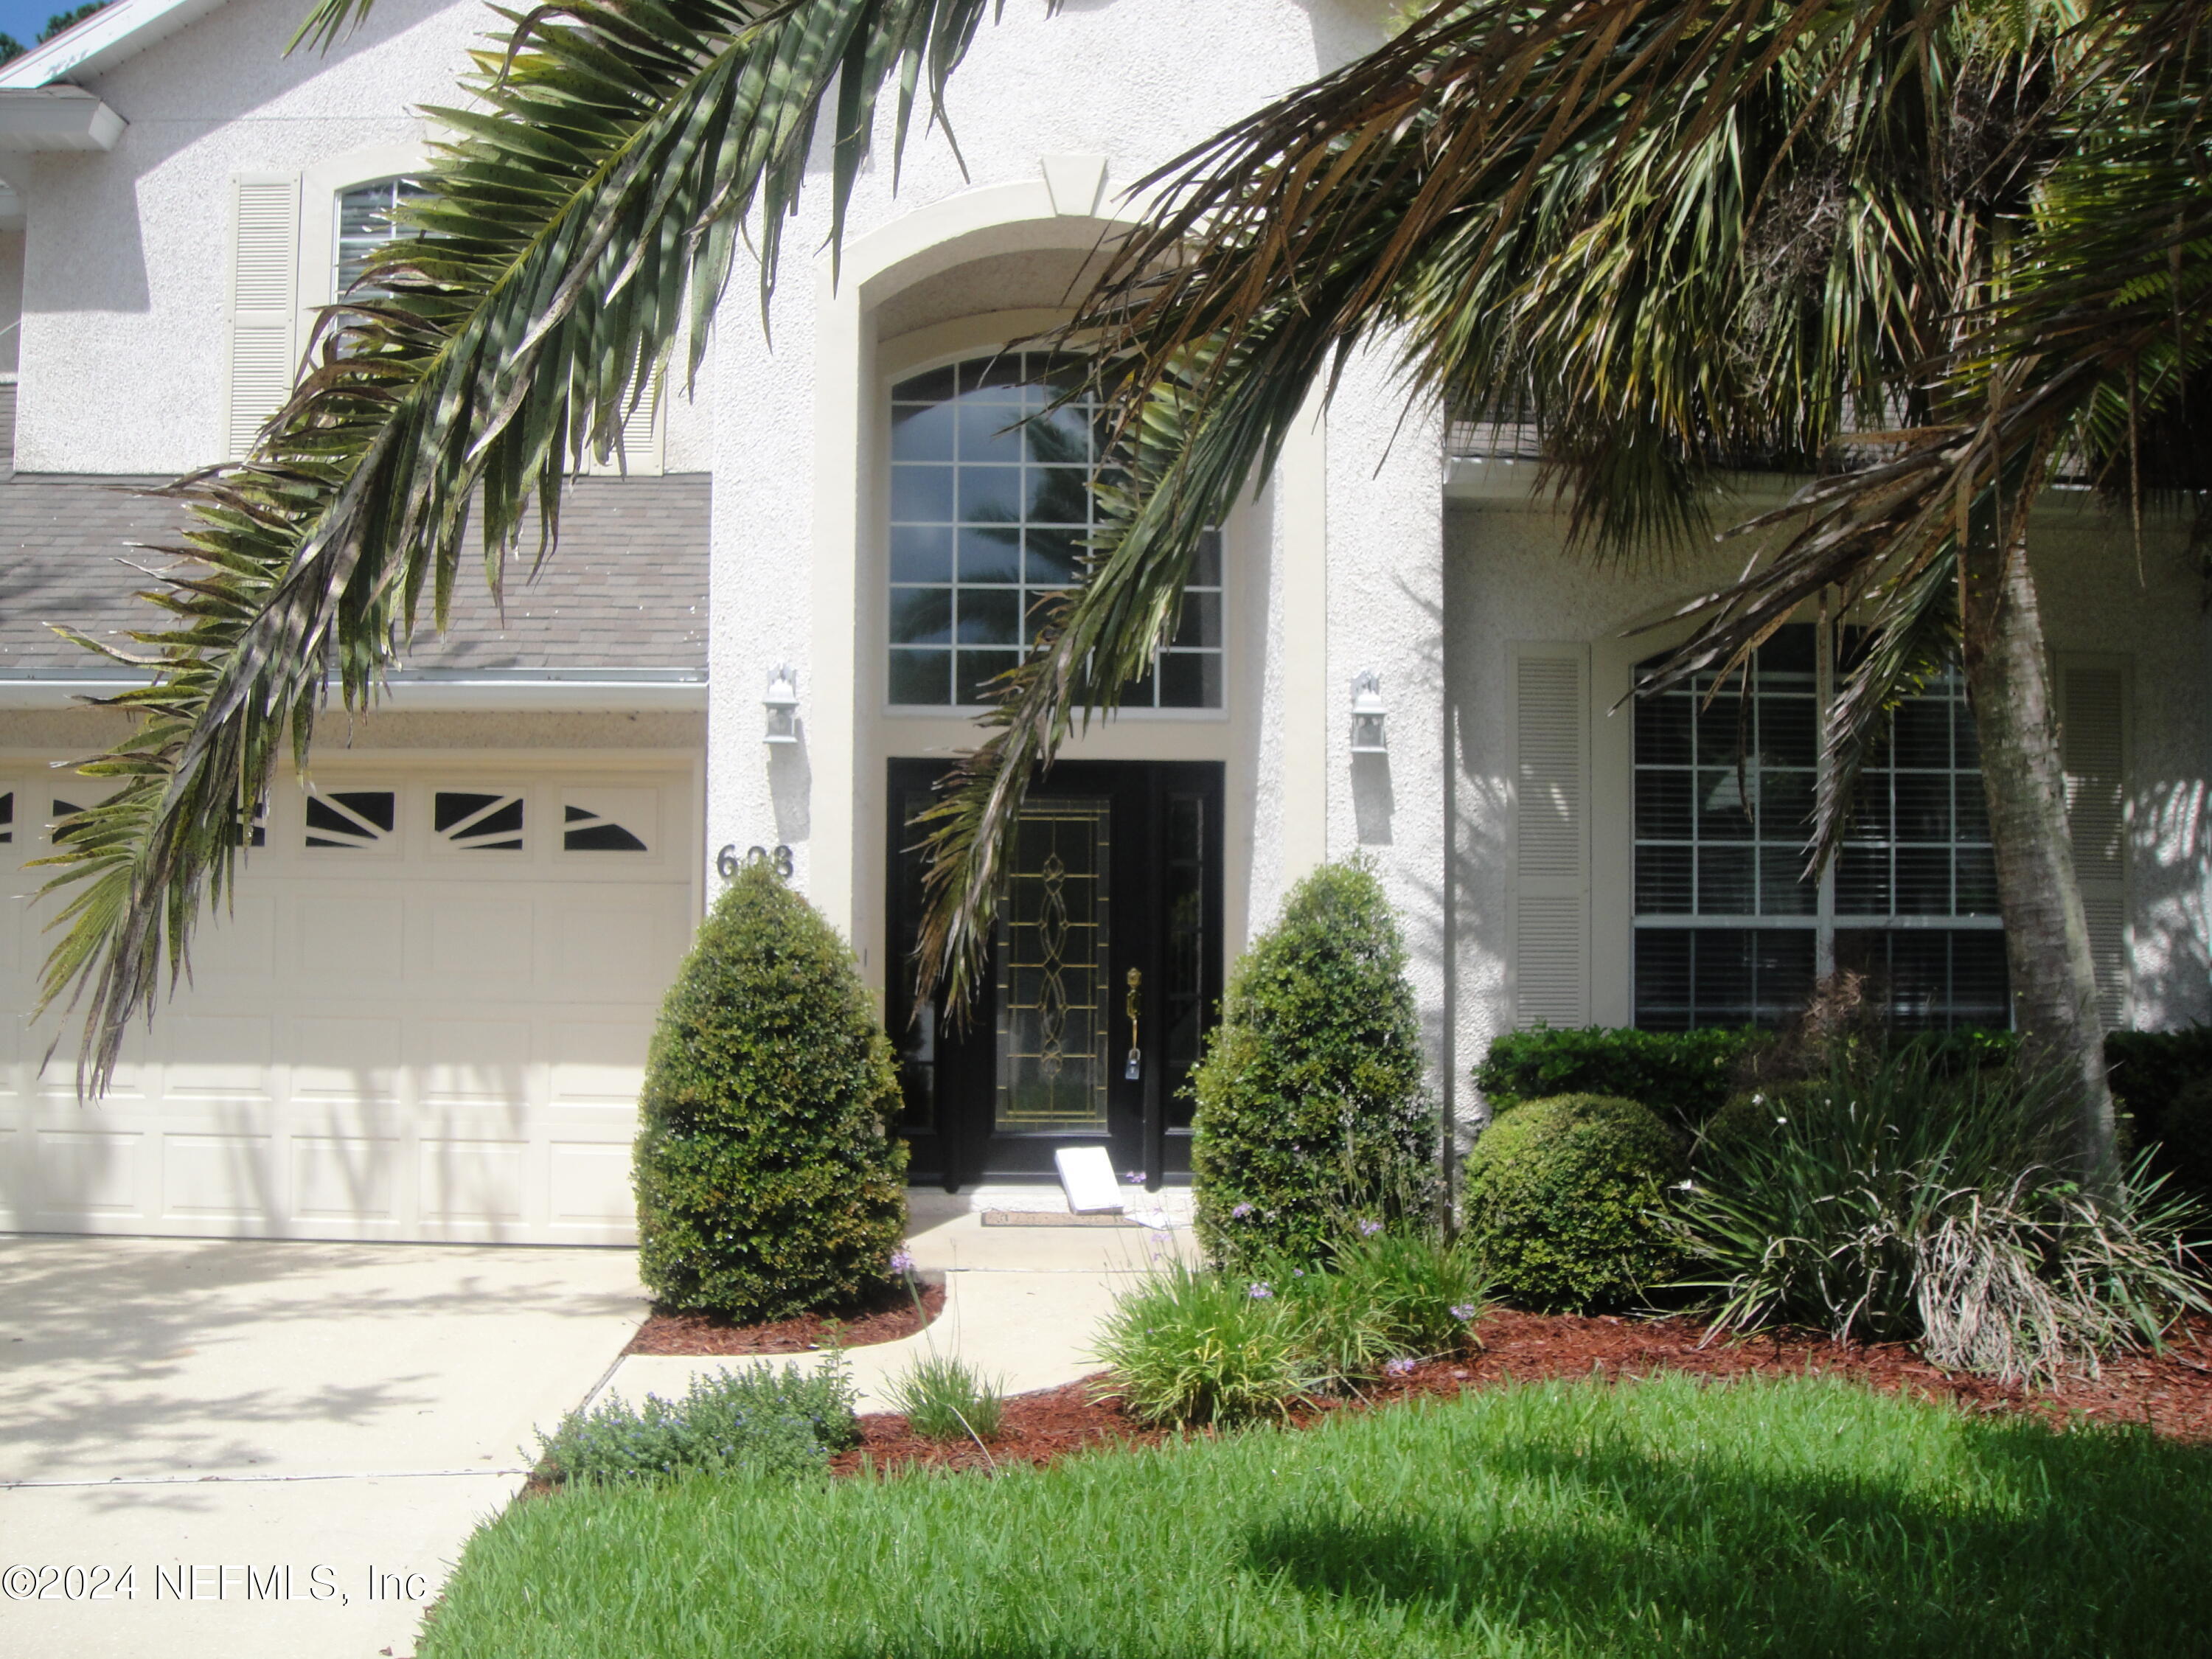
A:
[1678,1048,2211,1385]
[1091,1261,1329,1426]
[1094,1228,1489,1423]
[885,1353,1005,1444]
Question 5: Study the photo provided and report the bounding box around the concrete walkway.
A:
[0,1237,647,1659]
[0,1194,1194,1658]
[601,1192,1197,1414]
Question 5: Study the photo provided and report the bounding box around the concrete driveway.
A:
[0,1236,646,1659]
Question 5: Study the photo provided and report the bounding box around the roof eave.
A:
[0,0,234,92]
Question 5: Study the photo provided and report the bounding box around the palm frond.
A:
[44,0,1021,1089]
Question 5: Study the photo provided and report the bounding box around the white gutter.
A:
[0,673,709,712]
[0,86,125,151]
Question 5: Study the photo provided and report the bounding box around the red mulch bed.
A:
[833,1307,2212,1477]
[625,1280,945,1357]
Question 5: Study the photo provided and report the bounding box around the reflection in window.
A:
[1632,624,2006,1031]
[335,176,429,298]
[887,352,1224,708]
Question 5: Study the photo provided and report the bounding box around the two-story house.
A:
[1,0,2204,1244]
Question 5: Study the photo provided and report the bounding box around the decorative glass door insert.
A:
[995,797,1112,1132]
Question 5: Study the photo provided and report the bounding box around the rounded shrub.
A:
[633,863,908,1320]
[1462,1093,1686,1312]
[1190,858,1434,1270]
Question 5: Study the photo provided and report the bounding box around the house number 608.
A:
[717,844,794,880]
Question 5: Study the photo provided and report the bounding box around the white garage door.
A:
[0,759,698,1243]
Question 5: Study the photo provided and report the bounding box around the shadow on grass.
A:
[1241,1413,2212,1658]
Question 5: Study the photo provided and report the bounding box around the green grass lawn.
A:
[422,1374,2212,1659]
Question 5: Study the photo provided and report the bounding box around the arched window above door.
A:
[886,350,1223,709]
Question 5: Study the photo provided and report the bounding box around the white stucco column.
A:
[1324,343,1450,1103]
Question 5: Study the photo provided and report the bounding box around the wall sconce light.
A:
[763,665,800,745]
[1350,669,1388,754]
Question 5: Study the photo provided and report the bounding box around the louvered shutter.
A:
[1512,644,1590,1027]
[2059,657,2130,1027]
[224,175,300,462]
[580,374,664,476]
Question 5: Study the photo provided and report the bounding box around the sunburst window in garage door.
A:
[305,790,397,849]
[560,788,656,854]
[434,790,525,851]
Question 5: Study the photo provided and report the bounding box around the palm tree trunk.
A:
[1957,513,2118,1188]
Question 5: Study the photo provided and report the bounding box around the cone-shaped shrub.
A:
[634,863,908,1319]
[1191,859,1434,1270]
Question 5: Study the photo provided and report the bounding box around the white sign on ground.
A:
[1054,1147,1126,1214]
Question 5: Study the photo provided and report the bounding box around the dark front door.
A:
[886,759,1224,1190]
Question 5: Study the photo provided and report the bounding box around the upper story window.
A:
[887,352,1223,709]
[1631,622,2006,1032]
[335,176,428,299]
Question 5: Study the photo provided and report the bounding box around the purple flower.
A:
[1357,1219,1384,1237]
[888,1248,917,1276]
[1292,1268,1305,1278]
[1230,1203,1253,1220]
[1450,1302,1479,1323]
[1385,1357,1417,1378]
[1247,1281,1273,1300]
[1124,1171,1147,1186]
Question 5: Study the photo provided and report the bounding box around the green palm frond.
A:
[916,0,2212,1003]
[44,0,1022,1089]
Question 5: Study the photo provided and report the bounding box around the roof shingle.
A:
[0,387,711,678]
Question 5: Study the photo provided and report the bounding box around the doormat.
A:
[979,1211,1144,1228]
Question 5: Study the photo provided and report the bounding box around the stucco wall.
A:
[12,0,706,473]
[1444,478,2212,1100]
[703,0,1413,973]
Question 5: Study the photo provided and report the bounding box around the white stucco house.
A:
[0,0,2205,1244]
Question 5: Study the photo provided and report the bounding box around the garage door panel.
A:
[161,1015,275,1098]
[163,1133,280,1219]
[299,894,405,981]
[33,1129,145,1218]
[550,902,669,989]
[290,1016,405,1101]
[549,1021,653,1106]
[420,1139,529,1222]
[418,1019,535,1104]
[293,1137,400,1219]
[424,897,536,981]
[549,1143,633,1225]
[6,765,693,1242]
[191,893,279,984]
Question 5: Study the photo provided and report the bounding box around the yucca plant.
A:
[1677,1049,2211,1383]
[1090,1262,1329,1427]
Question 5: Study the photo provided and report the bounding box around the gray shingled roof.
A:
[0,387,710,678]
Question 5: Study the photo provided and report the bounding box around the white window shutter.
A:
[224,175,301,462]
[580,373,664,476]
[1511,644,1590,1027]
[2059,657,2131,1028]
